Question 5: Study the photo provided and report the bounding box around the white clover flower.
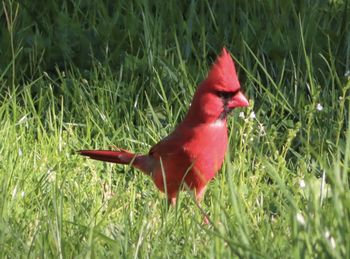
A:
[296,212,306,225]
[239,112,245,119]
[249,111,256,119]
[316,103,323,111]
[299,179,306,189]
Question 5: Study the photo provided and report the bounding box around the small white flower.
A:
[324,230,336,249]
[299,179,306,189]
[324,230,330,239]
[296,212,306,225]
[270,214,277,223]
[239,112,245,119]
[18,148,23,157]
[330,236,336,249]
[258,123,266,136]
[339,96,343,101]
[316,103,323,111]
[249,111,256,119]
[345,70,350,79]
[47,169,56,183]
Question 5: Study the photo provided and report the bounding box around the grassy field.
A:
[1,0,350,258]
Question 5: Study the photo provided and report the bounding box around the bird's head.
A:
[188,48,249,123]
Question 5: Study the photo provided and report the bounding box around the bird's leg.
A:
[194,187,210,225]
[195,186,206,202]
[169,197,177,207]
[164,196,176,215]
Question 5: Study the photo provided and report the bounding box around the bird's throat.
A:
[218,103,233,120]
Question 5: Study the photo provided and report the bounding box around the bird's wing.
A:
[149,128,192,159]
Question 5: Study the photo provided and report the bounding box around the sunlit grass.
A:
[0,0,349,258]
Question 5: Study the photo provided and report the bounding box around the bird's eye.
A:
[216,90,239,100]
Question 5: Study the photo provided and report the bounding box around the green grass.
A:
[1,0,350,258]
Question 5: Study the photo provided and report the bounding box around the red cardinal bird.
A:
[80,48,249,205]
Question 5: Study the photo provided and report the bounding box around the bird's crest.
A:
[206,48,240,92]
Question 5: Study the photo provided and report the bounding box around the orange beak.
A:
[228,91,249,108]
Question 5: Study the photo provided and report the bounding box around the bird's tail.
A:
[79,149,136,164]
[79,149,152,174]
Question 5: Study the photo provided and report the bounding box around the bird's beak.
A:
[228,91,249,108]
